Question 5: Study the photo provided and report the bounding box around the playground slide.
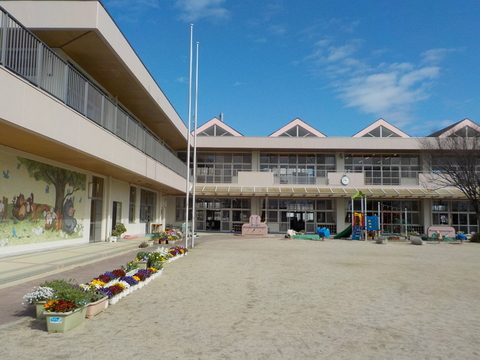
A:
[334,224,352,239]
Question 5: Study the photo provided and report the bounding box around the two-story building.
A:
[0,1,477,258]
[0,0,188,256]
[173,117,478,237]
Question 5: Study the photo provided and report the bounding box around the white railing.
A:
[0,8,187,178]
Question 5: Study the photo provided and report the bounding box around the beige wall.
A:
[0,67,186,193]
[0,0,187,138]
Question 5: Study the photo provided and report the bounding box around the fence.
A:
[0,8,187,178]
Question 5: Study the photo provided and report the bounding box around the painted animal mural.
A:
[10,192,79,233]
[0,154,86,247]
[12,193,50,222]
[62,197,77,234]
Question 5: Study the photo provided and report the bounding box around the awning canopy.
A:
[195,185,466,198]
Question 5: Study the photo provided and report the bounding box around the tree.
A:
[18,158,86,214]
[419,135,480,231]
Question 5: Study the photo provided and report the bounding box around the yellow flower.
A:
[115,283,126,290]
[91,279,105,286]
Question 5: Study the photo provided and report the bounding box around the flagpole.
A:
[185,24,194,248]
[192,41,199,248]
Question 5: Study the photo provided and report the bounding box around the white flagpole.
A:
[192,41,199,248]
[185,24,194,248]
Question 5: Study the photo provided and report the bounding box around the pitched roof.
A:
[427,118,480,137]
[269,118,326,137]
[352,119,410,138]
[195,117,243,137]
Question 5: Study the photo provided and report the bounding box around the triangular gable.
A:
[352,119,410,138]
[269,118,326,137]
[195,117,243,137]
[427,119,480,138]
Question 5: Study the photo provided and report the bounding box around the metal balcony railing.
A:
[0,7,187,178]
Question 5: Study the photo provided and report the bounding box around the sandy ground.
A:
[1,237,480,360]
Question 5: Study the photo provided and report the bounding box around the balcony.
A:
[0,7,187,178]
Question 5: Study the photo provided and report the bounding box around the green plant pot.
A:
[135,260,147,269]
[35,301,47,319]
[44,306,87,333]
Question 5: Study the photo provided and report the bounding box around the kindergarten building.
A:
[0,0,478,256]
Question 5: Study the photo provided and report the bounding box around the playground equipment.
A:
[317,227,330,240]
[335,190,380,240]
[334,224,352,239]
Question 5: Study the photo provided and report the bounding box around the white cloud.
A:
[340,66,439,116]
[305,40,446,126]
[326,43,358,62]
[305,39,362,65]
[174,0,230,22]
[421,48,457,65]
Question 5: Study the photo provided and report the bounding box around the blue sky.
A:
[103,0,480,137]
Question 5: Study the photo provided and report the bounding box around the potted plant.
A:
[23,286,55,318]
[152,231,161,244]
[147,252,165,270]
[135,251,150,269]
[79,283,109,319]
[41,279,90,333]
[110,223,127,242]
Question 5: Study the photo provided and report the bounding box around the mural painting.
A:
[0,152,86,247]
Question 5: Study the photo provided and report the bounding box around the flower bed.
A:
[23,245,188,331]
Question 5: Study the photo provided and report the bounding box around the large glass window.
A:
[140,189,156,223]
[261,198,336,233]
[180,152,252,183]
[376,200,422,234]
[129,186,136,223]
[176,197,251,232]
[432,200,478,234]
[344,154,420,185]
[260,153,335,184]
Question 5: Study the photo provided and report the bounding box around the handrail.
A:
[0,7,187,178]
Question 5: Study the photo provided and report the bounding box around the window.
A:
[140,189,156,223]
[345,154,419,185]
[189,152,252,183]
[129,186,136,223]
[260,153,335,184]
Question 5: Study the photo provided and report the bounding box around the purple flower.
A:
[98,287,113,298]
[121,276,138,285]
[104,271,117,279]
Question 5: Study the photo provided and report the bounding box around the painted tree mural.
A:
[18,158,86,215]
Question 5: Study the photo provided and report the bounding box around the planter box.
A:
[44,306,87,333]
[35,301,47,319]
[135,261,148,269]
[109,295,121,305]
[85,297,108,319]
[126,269,138,277]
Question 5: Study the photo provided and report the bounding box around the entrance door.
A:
[112,201,122,230]
[289,212,305,232]
[288,211,315,232]
[206,210,221,231]
[90,199,102,242]
[89,176,104,242]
